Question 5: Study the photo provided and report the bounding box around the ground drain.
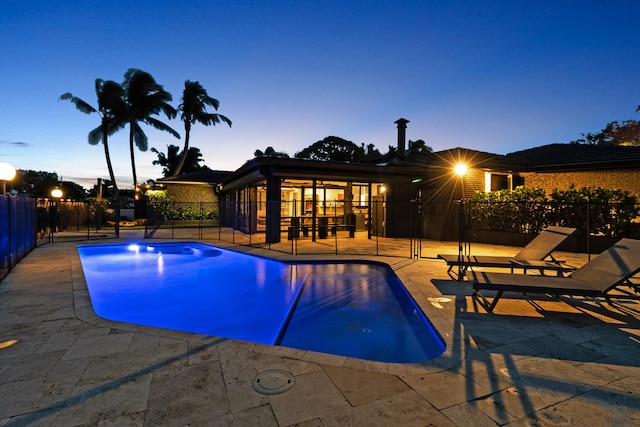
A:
[251,370,295,395]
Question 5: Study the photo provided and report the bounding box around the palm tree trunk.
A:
[103,127,120,238]
[173,122,191,177]
[129,125,138,187]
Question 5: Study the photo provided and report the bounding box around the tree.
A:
[174,80,231,176]
[295,136,367,162]
[152,144,205,177]
[408,139,433,153]
[60,79,127,236]
[571,106,640,146]
[360,143,382,162]
[254,146,290,158]
[12,170,60,198]
[122,69,180,186]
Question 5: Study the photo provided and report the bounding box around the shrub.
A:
[549,186,640,237]
[146,190,173,220]
[469,186,639,237]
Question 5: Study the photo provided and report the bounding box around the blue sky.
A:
[2,0,640,189]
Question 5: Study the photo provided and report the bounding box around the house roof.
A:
[506,143,640,171]
[156,144,640,189]
[219,156,426,191]
[430,147,510,169]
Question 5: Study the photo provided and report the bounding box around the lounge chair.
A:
[469,238,640,312]
[438,226,576,280]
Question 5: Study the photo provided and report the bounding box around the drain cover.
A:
[251,370,295,395]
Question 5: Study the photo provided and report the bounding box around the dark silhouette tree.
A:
[122,69,180,186]
[571,106,640,146]
[408,139,433,153]
[174,80,231,176]
[361,143,382,162]
[12,170,60,198]
[295,136,367,162]
[254,146,290,158]
[59,79,127,236]
[152,144,205,177]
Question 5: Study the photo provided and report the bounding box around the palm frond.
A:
[194,112,232,127]
[59,93,97,114]
[132,123,149,151]
[145,117,181,139]
[106,118,126,136]
[88,126,104,145]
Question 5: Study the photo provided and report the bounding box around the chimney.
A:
[394,118,409,160]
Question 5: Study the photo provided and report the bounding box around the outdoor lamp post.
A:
[49,187,63,243]
[454,162,468,279]
[454,162,468,199]
[0,162,17,195]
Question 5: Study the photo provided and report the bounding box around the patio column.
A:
[265,172,281,243]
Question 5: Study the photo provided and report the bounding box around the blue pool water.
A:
[78,242,445,363]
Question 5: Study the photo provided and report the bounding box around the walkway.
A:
[1,232,639,425]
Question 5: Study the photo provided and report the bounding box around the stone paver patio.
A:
[1,231,639,426]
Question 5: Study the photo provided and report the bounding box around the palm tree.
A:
[59,79,127,236]
[174,80,231,176]
[152,144,206,177]
[122,68,180,187]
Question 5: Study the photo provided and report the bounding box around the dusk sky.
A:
[2,1,640,189]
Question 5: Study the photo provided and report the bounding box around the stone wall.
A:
[520,169,640,197]
[165,184,217,204]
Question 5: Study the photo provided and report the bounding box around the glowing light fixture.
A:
[50,187,63,199]
[454,163,468,176]
[0,162,16,195]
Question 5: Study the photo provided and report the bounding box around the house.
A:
[506,143,640,197]
[156,120,640,243]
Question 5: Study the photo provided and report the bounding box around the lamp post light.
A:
[49,187,63,243]
[454,162,467,200]
[0,163,17,196]
[454,163,468,280]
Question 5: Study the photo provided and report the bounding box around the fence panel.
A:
[144,199,409,258]
[459,200,640,254]
[1,195,37,282]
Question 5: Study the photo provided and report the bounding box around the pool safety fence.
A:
[34,199,119,243]
[143,199,414,258]
[427,199,640,262]
[0,195,37,282]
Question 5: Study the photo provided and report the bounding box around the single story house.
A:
[155,120,640,243]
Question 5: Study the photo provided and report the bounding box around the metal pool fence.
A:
[20,196,640,260]
[33,199,118,242]
[442,199,640,256]
[0,195,37,281]
[143,199,417,258]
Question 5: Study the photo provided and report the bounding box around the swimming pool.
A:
[78,242,445,363]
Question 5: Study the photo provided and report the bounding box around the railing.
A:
[35,199,118,242]
[452,200,640,256]
[1,195,37,282]
[144,199,408,257]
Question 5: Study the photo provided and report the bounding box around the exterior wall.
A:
[520,169,640,197]
[461,169,485,198]
[165,183,217,203]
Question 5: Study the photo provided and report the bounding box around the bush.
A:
[146,190,173,220]
[469,187,547,233]
[469,186,639,237]
[549,186,640,237]
[145,190,218,221]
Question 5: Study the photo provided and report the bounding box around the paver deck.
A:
[1,231,639,426]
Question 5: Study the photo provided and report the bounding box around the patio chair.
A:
[437,226,576,280]
[469,238,640,312]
